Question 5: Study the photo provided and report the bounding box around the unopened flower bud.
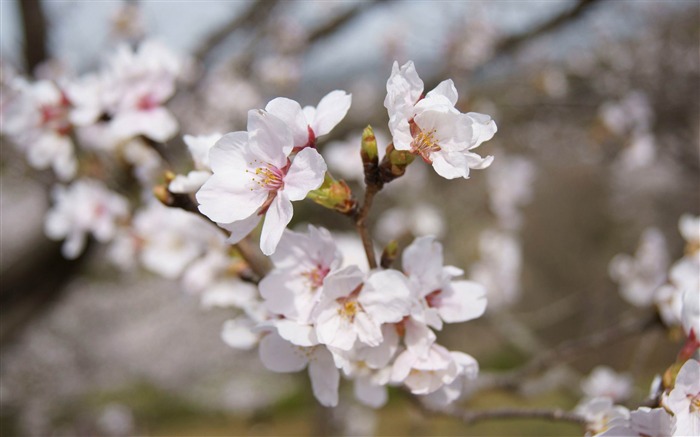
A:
[380,240,399,269]
[379,143,415,184]
[307,172,357,215]
[361,125,379,165]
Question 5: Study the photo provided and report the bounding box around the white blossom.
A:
[663,359,700,436]
[384,60,496,179]
[581,366,633,402]
[45,179,129,259]
[196,110,326,255]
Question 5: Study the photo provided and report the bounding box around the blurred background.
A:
[1,0,699,435]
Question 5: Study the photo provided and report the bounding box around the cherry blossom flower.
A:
[609,227,669,307]
[663,359,700,436]
[581,366,633,402]
[575,397,630,436]
[402,236,487,330]
[2,79,77,180]
[384,60,496,179]
[112,201,222,279]
[391,344,476,395]
[45,179,129,259]
[598,407,673,437]
[169,133,222,194]
[265,90,351,149]
[259,225,342,323]
[312,266,412,351]
[470,229,523,310]
[196,109,326,255]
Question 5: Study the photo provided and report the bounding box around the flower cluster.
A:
[224,228,486,407]
[610,214,700,335]
[577,358,699,437]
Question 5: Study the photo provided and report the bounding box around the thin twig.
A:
[492,312,661,390]
[354,184,380,269]
[408,391,586,428]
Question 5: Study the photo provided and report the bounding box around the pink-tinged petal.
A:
[258,332,308,372]
[308,347,340,407]
[111,107,178,142]
[197,173,266,224]
[208,131,250,174]
[322,265,365,300]
[361,325,400,369]
[276,319,318,347]
[438,281,487,323]
[221,214,261,244]
[283,148,327,201]
[354,378,388,408]
[260,193,293,255]
[311,90,351,137]
[360,270,413,324]
[259,270,298,317]
[265,97,309,148]
[354,311,383,347]
[404,318,436,356]
[426,80,458,106]
[431,152,470,180]
[391,350,416,383]
[247,109,292,167]
[402,236,444,292]
[467,112,497,149]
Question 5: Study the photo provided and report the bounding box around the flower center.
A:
[302,264,330,290]
[338,299,359,321]
[247,163,285,191]
[690,393,700,412]
[411,128,441,162]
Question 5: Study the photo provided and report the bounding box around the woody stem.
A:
[354,183,380,269]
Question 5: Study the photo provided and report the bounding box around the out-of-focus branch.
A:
[491,312,662,390]
[19,0,48,75]
[493,0,603,56]
[409,392,586,428]
[193,0,281,63]
[305,0,388,44]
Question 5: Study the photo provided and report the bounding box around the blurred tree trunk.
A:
[19,0,48,75]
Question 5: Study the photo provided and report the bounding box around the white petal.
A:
[265,97,309,148]
[426,80,458,106]
[197,173,266,224]
[404,317,436,356]
[221,214,261,244]
[208,131,250,174]
[467,112,497,149]
[168,170,211,194]
[354,311,383,347]
[258,332,308,372]
[431,152,470,180]
[276,319,318,347]
[221,318,259,350]
[247,109,292,166]
[283,147,327,201]
[402,236,444,292]
[360,270,413,324]
[260,194,293,255]
[322,265,365,300]
[311,90,352,137]
[438,281,487,323]
[354,378,388,408]
[308,347,340,407]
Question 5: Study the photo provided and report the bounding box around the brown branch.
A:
[354,184,380,269]
[305,0,388,44]
[492,312,662,390]
[407,391,586,428]
[193,0,280,63]
[494,0,603,56]
[442,405,587,427]
[19,0,48,75]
